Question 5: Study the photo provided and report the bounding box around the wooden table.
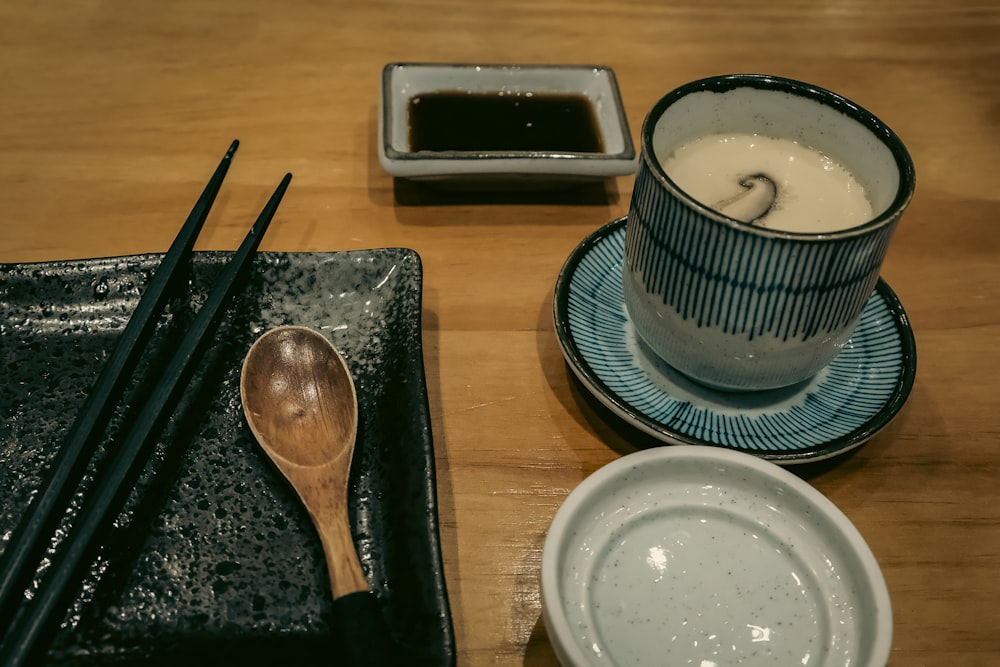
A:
[1,1,997,664]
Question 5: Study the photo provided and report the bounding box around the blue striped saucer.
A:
[553,217,917,464]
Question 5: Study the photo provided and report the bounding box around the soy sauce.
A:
[408,91,604,153]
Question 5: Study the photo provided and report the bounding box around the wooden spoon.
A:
[240,325,392,663]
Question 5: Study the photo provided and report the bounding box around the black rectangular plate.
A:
[0,251,454,666]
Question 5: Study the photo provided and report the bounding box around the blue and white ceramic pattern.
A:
[554,218,916,463]
[624,74,916,391]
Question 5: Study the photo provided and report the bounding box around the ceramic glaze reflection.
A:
[573,507,824,665]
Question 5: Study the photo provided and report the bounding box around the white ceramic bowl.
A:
[378,62,637,184]
[541,446,892,667]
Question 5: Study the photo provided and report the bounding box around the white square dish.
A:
[379,62,637,185]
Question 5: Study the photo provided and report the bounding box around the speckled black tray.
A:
[0,251,454,666]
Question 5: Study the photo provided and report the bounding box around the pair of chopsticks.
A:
[0,140,291,666]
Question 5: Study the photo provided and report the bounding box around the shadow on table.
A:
[522,613,559,666]
[390,176,622,208]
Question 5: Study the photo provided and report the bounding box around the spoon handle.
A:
[312,487,370,598]
[332,590,397,665]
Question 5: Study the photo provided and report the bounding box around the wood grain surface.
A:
[1,1,997,664]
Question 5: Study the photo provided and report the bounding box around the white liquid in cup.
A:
[662,133,873,233]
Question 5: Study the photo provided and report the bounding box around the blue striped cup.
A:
[624,74,915,391]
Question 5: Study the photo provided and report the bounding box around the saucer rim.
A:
[553,216,918,464]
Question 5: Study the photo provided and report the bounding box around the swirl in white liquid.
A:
[662,133,873,232]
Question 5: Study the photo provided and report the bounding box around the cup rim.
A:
[640,73,916,240]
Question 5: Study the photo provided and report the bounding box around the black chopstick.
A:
[0,168,291,667]
[0,140,238,633]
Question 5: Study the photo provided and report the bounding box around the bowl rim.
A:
[540,445,893,667]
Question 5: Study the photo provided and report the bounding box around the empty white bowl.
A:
[378,62,637,185]
[541,446,892,667]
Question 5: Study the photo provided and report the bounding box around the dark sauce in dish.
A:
[408,91,604,153]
